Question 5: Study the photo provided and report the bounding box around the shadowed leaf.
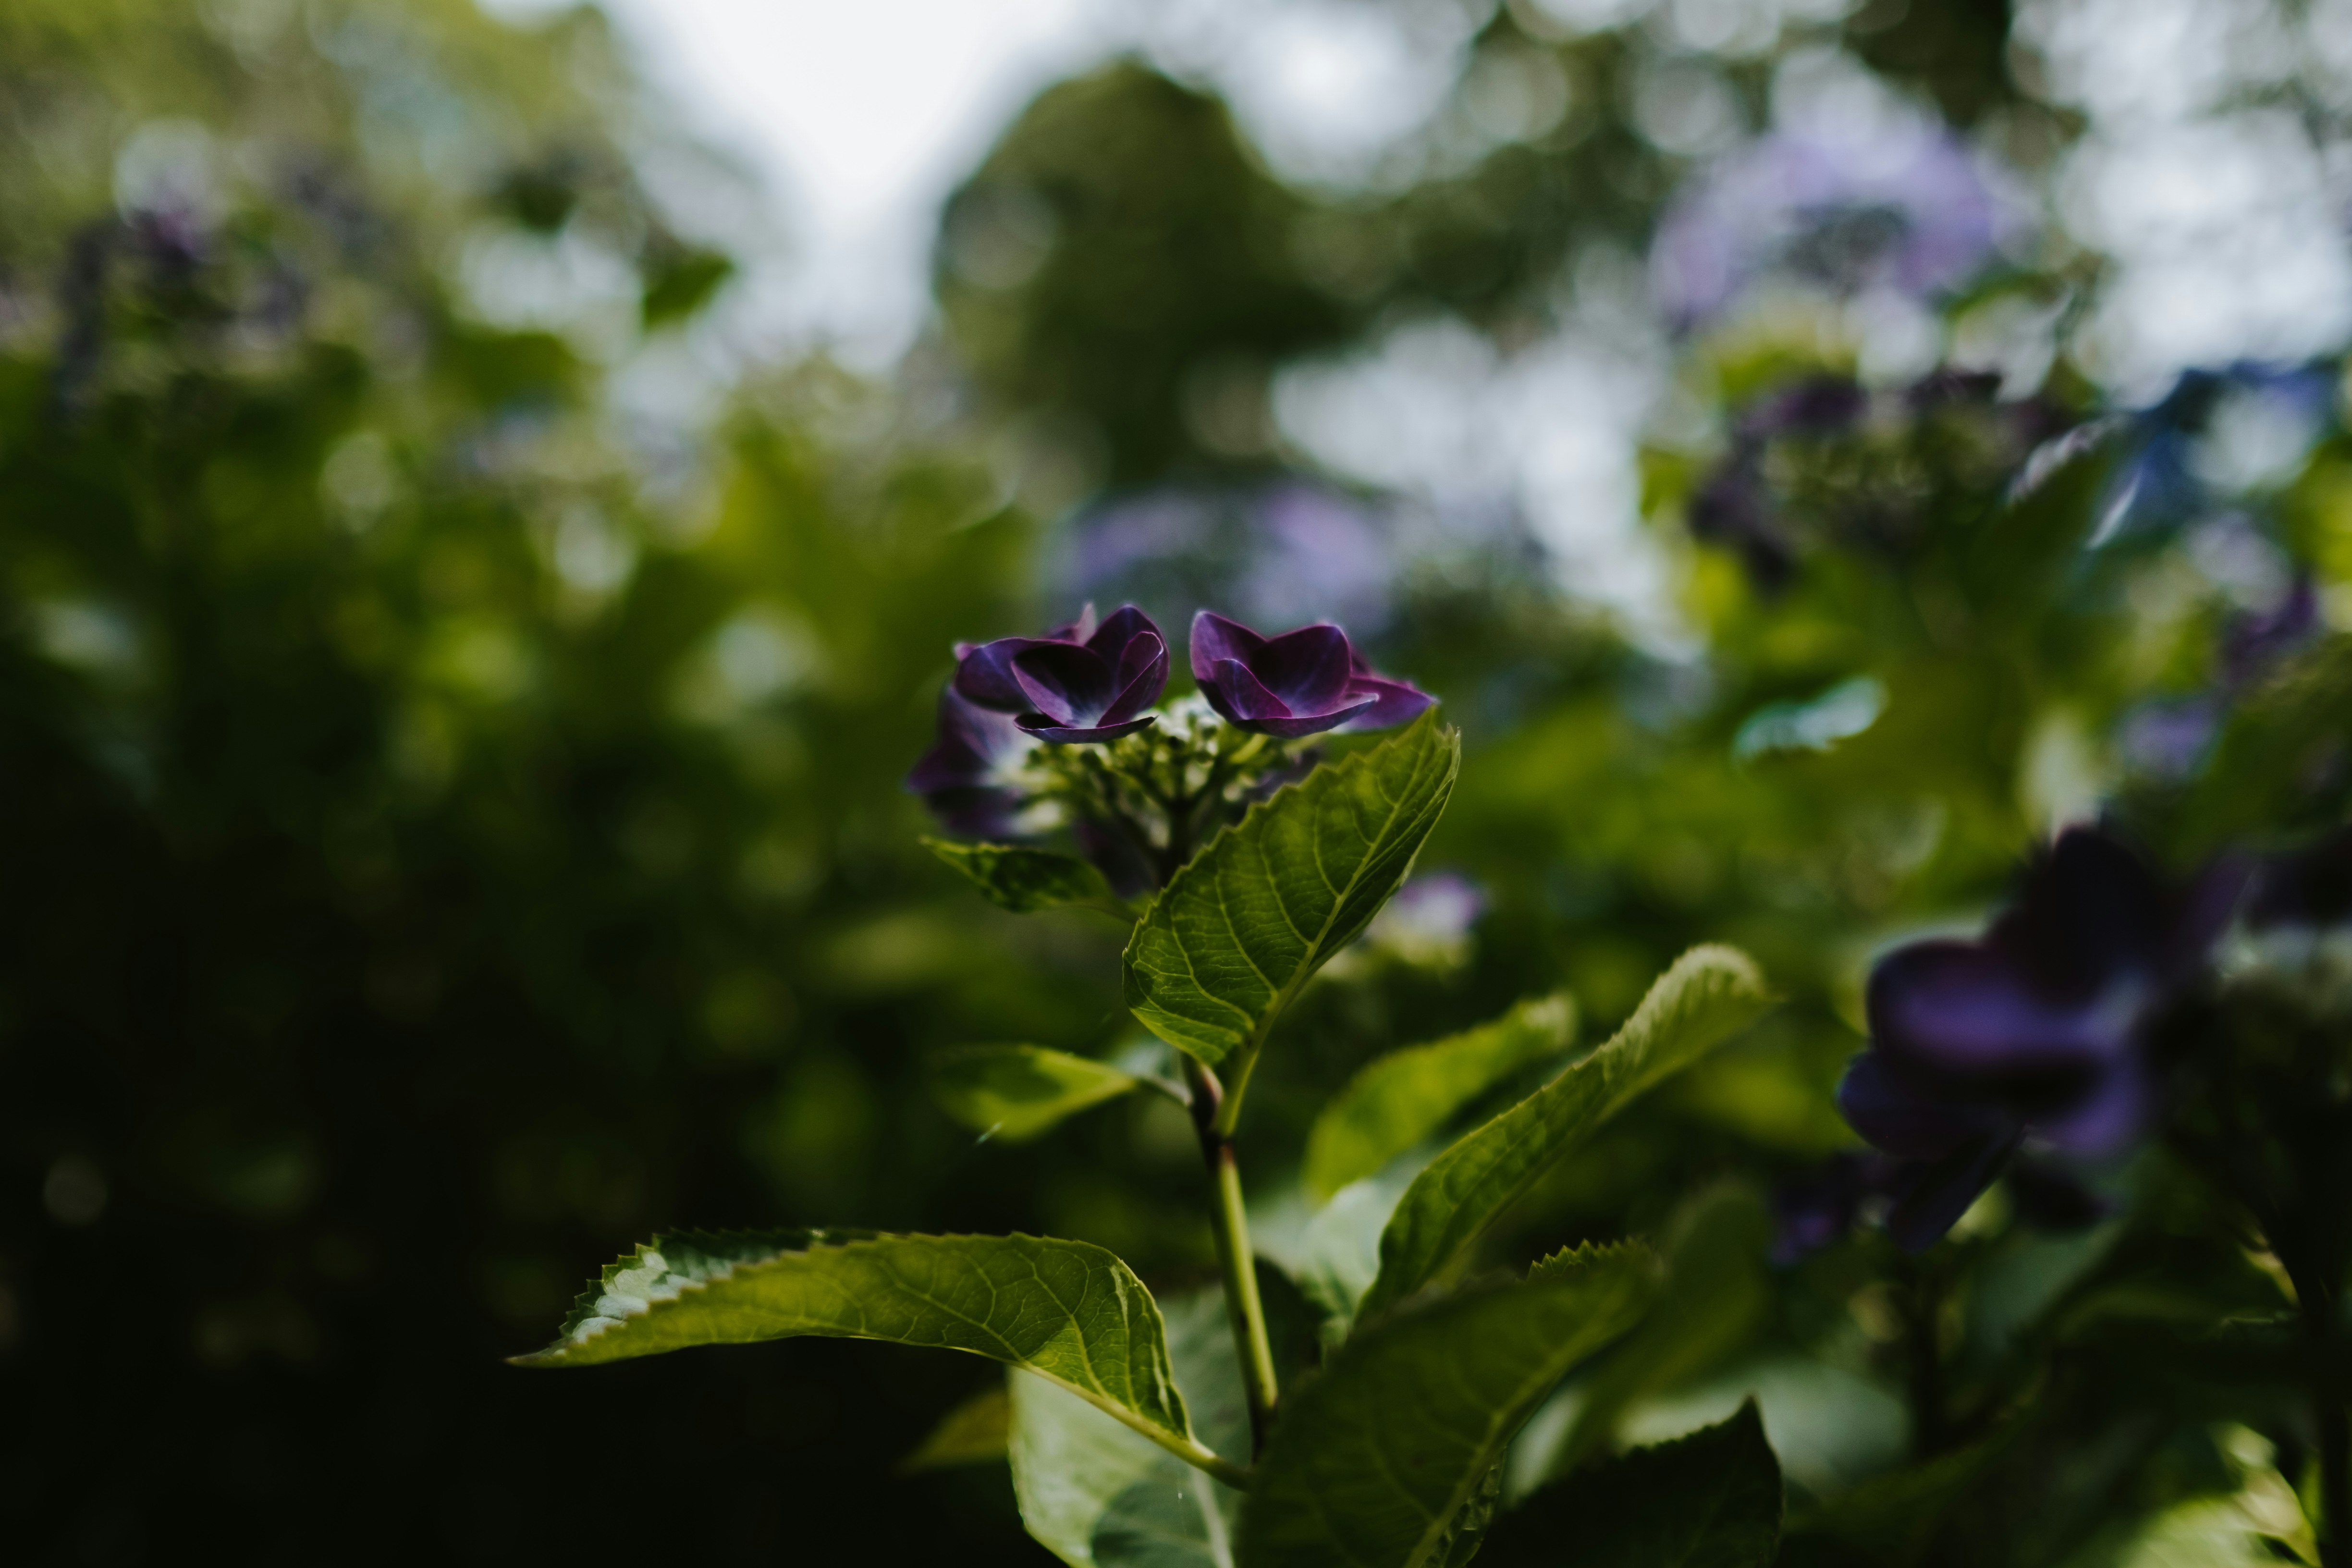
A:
[932,1045,1143,1141]
[901,1384,1012,1473]
[1303,992,1577,1203]
[926,837,1120,913]
[1237,1243,1658,1568]
[1361,946,1772,1319]
[1483,1402,1782,1568]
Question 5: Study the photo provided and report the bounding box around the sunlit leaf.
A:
[1125,712,1459,1069]
[516,1230,1238,1482]
[931,1045,1143,1142]
[1483,1402,1782,1568]
[901,1384,1012,1473]
[1237,1242,1658,1568]
[925,837,1120,914]
[1360,946,1773,1319]
[1302,992,1577,1203]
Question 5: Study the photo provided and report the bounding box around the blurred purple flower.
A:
[1838,826,2244,1249]
[2220,576,2320,689]
[955,604,1169,745]
[1189,612,1433,739]
[1069,480,1399,638]
[1652,124,2008,329]
[906,687,1037,839]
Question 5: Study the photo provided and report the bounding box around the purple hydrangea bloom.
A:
[1189,612,1433,739]
[905,687,1037,839]
[1652,124,2009,329]
[1837,827,2243,1249]
[954,604,1170,745]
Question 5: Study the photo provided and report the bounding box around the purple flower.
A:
[906,687,1037,839]
[1651,123,2010,329]
[954,604,1170,745]
[1837,827,2243,1249]
[1188,612,1432,739]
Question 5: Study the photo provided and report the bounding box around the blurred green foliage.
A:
[6,0,2352,1562]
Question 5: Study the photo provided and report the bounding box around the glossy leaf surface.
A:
[1237,1243,1658,1568]
[1483,1402,1782,1568]
[519,1230,1225,1475]
[931,1045,1143,1141]
[926,837,1118,913]
[1302,992,1577,1202]
[1360,945,1771,1318]
[1125,712,1459,1068]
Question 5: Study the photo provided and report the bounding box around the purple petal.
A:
[1866,940,2133,1082]
[1016,714,1159,745]
[1190,611,1266,686]
[1011,642,1116,727]
[1838,1052,2008,1161]
[907,689,1025,792]
[1087,604,1161,661]
[1886,1133,2019,1253]
[2031,1058,2150,1160]
[1099,632,1170,726]
[1251,625,1354,713]
[1050,604,1098,644]
[1206,658,1292,724]
[1989,828,2168,998]
[1338,674,1434,731]
[956,637,1057,711]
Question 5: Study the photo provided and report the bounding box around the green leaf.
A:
[1482,1402,1782,1568]
[931,1045,1143,1142]
[1303,993,1578,1203]
[1541,1186,1774,1479]
[1010,1286,1251,1568]
[1237,1243,1659,1568]
[1360,945,1772,1319]
[901,1384,1012,1473]
[925,837,1119,914]
[516,1229,1239,1484]
[1124,711,1460,1069]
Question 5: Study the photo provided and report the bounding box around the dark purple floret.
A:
[1189,612,1432,738]
[954,604,1170,745]
[1836,826,2246,1249]
[906,688,1035,839]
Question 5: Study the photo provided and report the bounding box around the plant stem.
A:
[1184,1056,1280,1457]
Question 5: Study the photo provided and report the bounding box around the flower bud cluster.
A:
[908,606,1432,893]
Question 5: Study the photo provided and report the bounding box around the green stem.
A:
[1185,1056,1280,1456]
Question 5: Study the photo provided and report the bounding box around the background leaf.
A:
[931,1045,1144,1142]
[519,1230,1231,1477]
[1237,1244,1659,1568]
[926,838,1120,914]
[1124,713,1459,1068]
[1302,992,1578,1202]
[1360,946,1773,1318]
[902,1384,1013,1473]
[1482,1401,1782,1568]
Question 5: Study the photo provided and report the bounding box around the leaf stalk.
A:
[1186,1055,1281,1455]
